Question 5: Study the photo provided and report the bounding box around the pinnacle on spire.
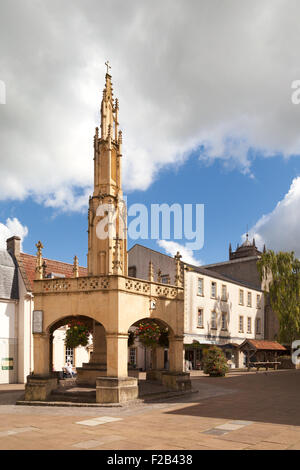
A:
[174,251,183,287]
[73,255,79,278]
[148,261,154,282]
[35,241,44,280]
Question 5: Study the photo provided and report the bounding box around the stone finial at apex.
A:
[105,60,111,75]
[174,251,183,287]
[148,261,154,282]
[73,255,79,278]
[35,241,44,280]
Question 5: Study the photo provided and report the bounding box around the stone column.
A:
[33,332,50,376]
[76,322,107,386]
[161,335,192,391]
[146,346,165,381]
[96,332,138,404]
[169,335,184,373]
[25,332,58,401]
[106,333,128,377]
[90,322,106,364]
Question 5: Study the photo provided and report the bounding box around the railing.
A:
[34,275,182,300]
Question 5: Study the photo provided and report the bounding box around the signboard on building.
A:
[32,310,43,333]
[1,357,13,370]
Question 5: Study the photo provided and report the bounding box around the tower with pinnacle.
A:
[87,67,127,276]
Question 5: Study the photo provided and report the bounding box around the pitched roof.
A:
[0,250,19,300]
[129,244,262,292]
[239,339,287,351]
[185,263,262,292]
[19,253,88,292]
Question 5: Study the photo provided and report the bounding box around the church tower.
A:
[87,65,128,276]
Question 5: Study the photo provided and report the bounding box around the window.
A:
[221,285,227,301]
[161,274,170,284]
[239,290,244,305]
[65,348,74,365]
[239,316,244,333]
[221,312,227,330]
[256,318,261,334]
[247,317,252,334]
[197,308,204,328]
[211,311,217,329]
[128,266,137,278]
[197,278,204,296]
[211,282,217,299]
[129,348,136,365]
[256,295,260,308]
[247,292,252,307]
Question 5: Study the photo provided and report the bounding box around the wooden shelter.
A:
[239,339,287,370]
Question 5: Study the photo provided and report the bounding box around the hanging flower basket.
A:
[135,321,169,348]
[65,320,92,349]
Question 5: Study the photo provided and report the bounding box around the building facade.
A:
[128,244,265,369]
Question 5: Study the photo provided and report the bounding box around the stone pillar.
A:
[24,332,58,401]
[146,346,165,381]
[162,335,192,391]
[96,332,138,404]
[106,333,128,377]
[90,322,106,364]
[169,335,184,373]
[33,333,50,376]
[76,322,107,386]
[152,346,165,370]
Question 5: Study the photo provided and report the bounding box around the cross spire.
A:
[105,60,111,75]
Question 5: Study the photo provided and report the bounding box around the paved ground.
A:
[0,369,300,450]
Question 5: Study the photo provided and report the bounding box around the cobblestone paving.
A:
[0,370,299,450]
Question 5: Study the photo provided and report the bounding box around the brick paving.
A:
[0,369,299,450]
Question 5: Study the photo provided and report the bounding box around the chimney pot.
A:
[6,236,21,257]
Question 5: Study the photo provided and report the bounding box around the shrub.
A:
[203,346,229,377]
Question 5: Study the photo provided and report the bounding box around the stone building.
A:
[204,236,279,340]
[128,244,264,369]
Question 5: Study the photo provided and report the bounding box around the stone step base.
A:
[50,386,96,403]
[16,400,122,408]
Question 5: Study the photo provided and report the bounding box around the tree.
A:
[257,250,300,344]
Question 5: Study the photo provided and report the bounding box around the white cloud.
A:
[247,177,300,256]
[157,240,202,266]
[0,217,28,250]
[1,1,300,210]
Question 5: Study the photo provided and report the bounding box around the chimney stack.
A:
[6,236,21,258]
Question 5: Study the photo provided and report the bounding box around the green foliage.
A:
[203,346,229,377]
[65,320,91,348]
[257,250,300,344]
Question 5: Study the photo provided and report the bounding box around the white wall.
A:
[17,271,34,383]
[52,327,90,371]
[184,270,264,345]
[0,300,17,384]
